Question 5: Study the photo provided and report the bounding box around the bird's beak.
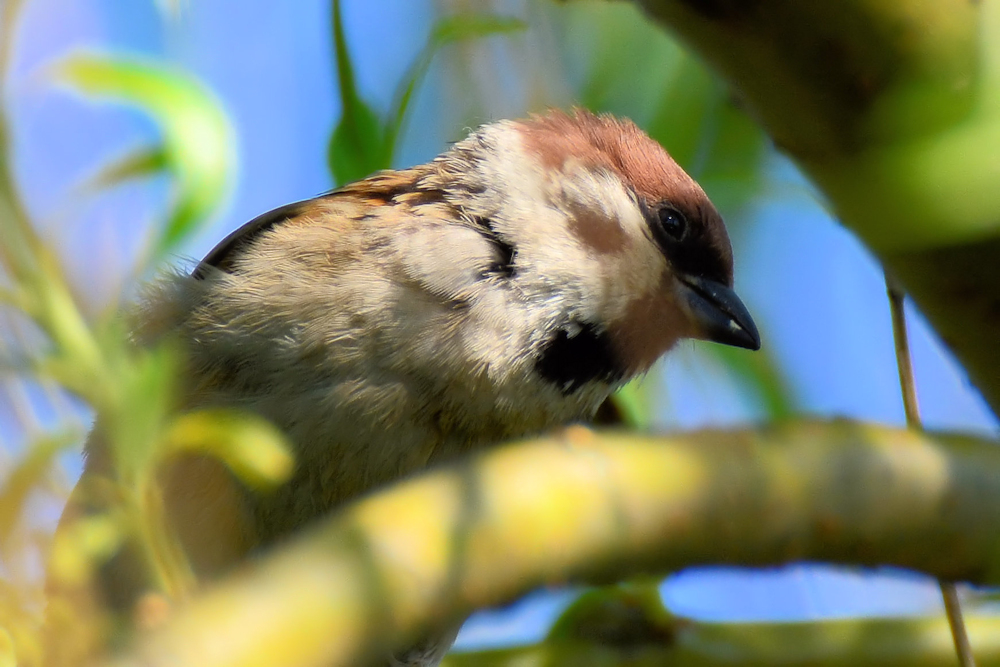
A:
[677,275,761,351]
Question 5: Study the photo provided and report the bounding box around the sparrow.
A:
[53,109,759,666]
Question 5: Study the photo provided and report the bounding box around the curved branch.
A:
[108,421,1000,667]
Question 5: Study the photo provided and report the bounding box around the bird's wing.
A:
[193,199,321,279]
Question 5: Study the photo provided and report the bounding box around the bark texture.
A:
[109,421,1000,667]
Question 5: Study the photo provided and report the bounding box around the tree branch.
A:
[633,0,1000,416]
[106,421,1000,667]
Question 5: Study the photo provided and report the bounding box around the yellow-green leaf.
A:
[163,409,294,489]
[48,512,124,587]
[0,432,76,551]
[428,13,525,48]
[54,53,234,256]
[609,377,656,429]
[79,145,168,195]
[0,627,15,667]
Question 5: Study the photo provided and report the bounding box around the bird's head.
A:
[430,109,759,395]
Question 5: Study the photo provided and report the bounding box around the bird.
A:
[51,108,759,666]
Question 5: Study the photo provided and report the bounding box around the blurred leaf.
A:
[328,99,384,186]
[560,2,770,215]
[383,13,525,161]
[48,513,123,587]
[105,343,179,482]
[710,345,796,420]
[645,53,771,216]
[430,13,525,46]
[78,145,168,194]
[0,628,14,667]
[609,376,656,429]
[693,90,771,215]
[328,1,525,184]
[163,409,293,489]
[0,433,75,552]
[328,0,387,185]
[564,1,685,124]
[646,55,717,171]
[548,582,671,643]
[54,53,234,256]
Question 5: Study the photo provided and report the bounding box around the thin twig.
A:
[885,269,976,667]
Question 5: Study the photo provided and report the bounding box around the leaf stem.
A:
[885,269,976,667]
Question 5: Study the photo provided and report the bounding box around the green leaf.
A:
[0,432,77,553]
[163,409,294,489]
[382,13,525,162]
[646,55,718,171]
[328,99,385,186]
[327,1,525,183]
[559,1,770,216]
[328,0,387,185]
[429,13,526,46]
[709,344,797,420]
[78,144,168,194]
[609,376,657,429]
[107,342,180,482]
[548,582,671,643]
[563,1,685,123]
[54,53,234,256]
[0,628,14,667]
[692,85,771,215]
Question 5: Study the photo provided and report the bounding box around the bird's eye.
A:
[656,207,687,242]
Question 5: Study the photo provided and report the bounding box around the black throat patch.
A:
[536,321,623,394]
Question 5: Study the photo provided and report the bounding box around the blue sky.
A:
[3,0,997,650]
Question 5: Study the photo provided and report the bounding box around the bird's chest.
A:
[241,373,607,544]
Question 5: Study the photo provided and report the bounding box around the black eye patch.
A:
[643,200,731,284]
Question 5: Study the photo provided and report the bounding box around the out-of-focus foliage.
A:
[0,5,286,665]
[54,53,234,258]
[635,0,1000,417]
[328,0,524,185]
[0,3,534,663]
[11,0,980,665]
[328,0,386,186]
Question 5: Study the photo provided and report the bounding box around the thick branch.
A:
[634,0,1000,416]
[108,421,1000,667]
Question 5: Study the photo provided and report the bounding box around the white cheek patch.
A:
[416,122,675,380]
[552,164,668,324]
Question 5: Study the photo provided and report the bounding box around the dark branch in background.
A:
[887,271,976,666]
[634,0,1000,417]
[110,421,1000,667]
